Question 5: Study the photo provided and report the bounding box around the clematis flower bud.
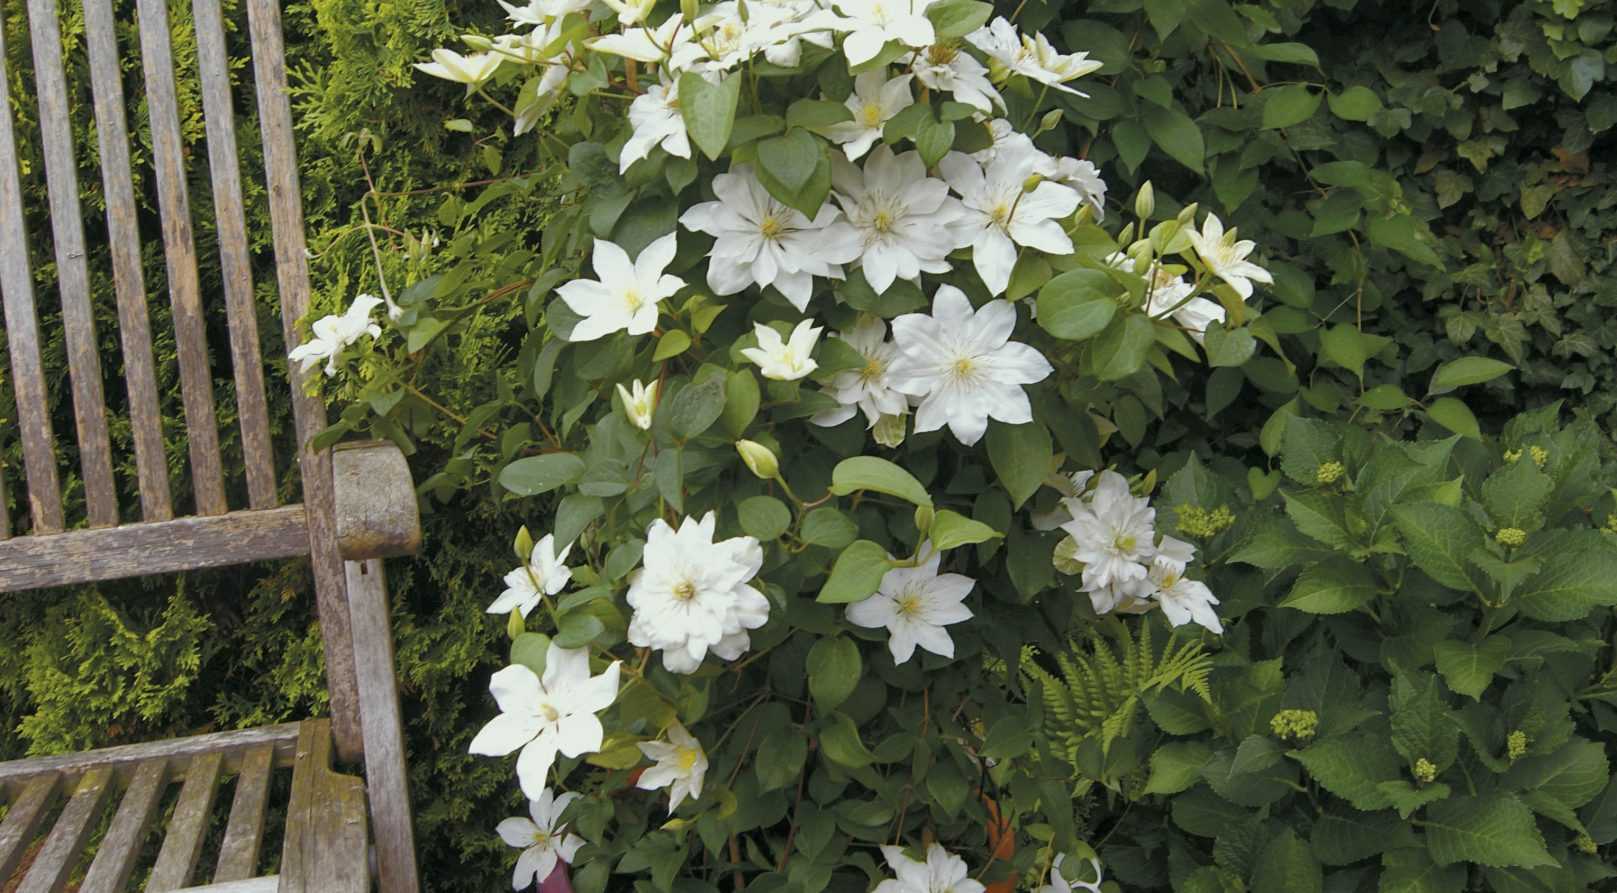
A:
[1134,180,1154,220]
[1022,173,1044,193]
[736,439,780,480]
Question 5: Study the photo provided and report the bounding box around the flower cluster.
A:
[1054,470,1223,633]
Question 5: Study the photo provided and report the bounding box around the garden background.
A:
[0,0,1613,887]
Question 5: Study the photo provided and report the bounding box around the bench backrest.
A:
[0,0,365,752]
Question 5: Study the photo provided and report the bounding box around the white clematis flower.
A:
[496,788,585,891]
[557,233,685,341]
[831,145,966,294]
[1059,469,1157,595]
[602,0,656,26]
[1107,251,1226,343]
[1039,854,1106,893]
[1144,549,1222,634]
[488,533,574,617]
[1187,212,1272,300]
[939,146,1080,295]
[679,164,861,310]
[823,71,914,161]
[741,320,823,381]
[811,317,908,428]
[635,721,709,812]
[845,552,974,664]
[413,48,503,87]
[589,15,695,64]
[468,642,621,799]
[833,0,937,66]
[617,378,659,430]
[288,294,384,377]
[627,512,770,673]
[669,1,842,72]
[499,0,591,26]
[873,843,987,893]
[887,285,1053,446]
[620,78,691,173]
[912,44,1003,115]
[967,17,1102,94]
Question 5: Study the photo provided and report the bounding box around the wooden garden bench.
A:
[0,0,420,889]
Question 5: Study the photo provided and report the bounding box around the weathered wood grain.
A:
[333,442,422,560]
[347,559,420,892]
[214,746,274,882]
[278,720,369,893]
[0,775,57,879]
[172,877,279,893]
[81,0,174,522]
[78,759,169,892]
[246,0,363,760]
[23,0,119,529]
[15,767,113,893]
[193,0,276,510]
[136,0,228,516]
[0,19,64,534]
[148,751,224,891]
[0,723,300,794]
[0,506,309,593]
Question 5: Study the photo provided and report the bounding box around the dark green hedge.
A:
[1,0,1612,887]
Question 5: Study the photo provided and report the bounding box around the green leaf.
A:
[925,0,993,39]
[1319,324,1388,378]
[653,330,692,361]
[1091,314,1156,380]
[786,98,854,130]
[1278,416,1338,485]
[678,71,742,161]
[1390,674,1460,769]
[1428,356,1514,395]
[1481,458,1552,530]
[818,712,877,768]
[738,495,792,540]
[755,728,808,792]
[719,369,760,437]
[510,632,552,676]
[1515,531,1617,621]
[1433,637,1513,700]
[830,457,933,507]
[1291,733,1401,810]
[1505,740,1610,810]
[801,507,858,549]
[1036,270,1117,340]
[806,636,862,712]
[986,421,1052,510]
[1379,848,1468,893]
[1202,322,1256,367]
[1142,105,1205,173]
[816,540,892,604]
[1279,559,1378,614]
[756,128,821,195]
[1424,795,1557,868]
[1368,213,1445,268]
[914,112,956,167]
[1251,828,1322,893]
[667,375,728,440]
[1144,741,1213,795]
[1327,85,1383,122]
[1282,490,1352,549]
[1261,85,1322,129]
[1390,503,1486,592]
[554,612,604,648]
[1425,397,1480,438]
[499,453,586,496]
[929,509,1001,551]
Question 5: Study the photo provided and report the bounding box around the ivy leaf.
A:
[830,456,933,507]
[678,72,741,161]
[816,540,892,604]
[986,420,1052,509]
[1424,795,1558,868]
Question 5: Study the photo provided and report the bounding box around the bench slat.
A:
[0,19,64,534]
[148,751,225,891]
[23,0,119,528]
[136,0,229,516]
[279,720,369,893]
[0,724,301,796]
[0,775,57,879]
[0,505,309,594]
[79,759,169,892]
[214,746,274,882]
[193,0,277,510]
[81,0,175,522]
[16,767,112,893]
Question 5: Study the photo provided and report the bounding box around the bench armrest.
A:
[331,441,421,560]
